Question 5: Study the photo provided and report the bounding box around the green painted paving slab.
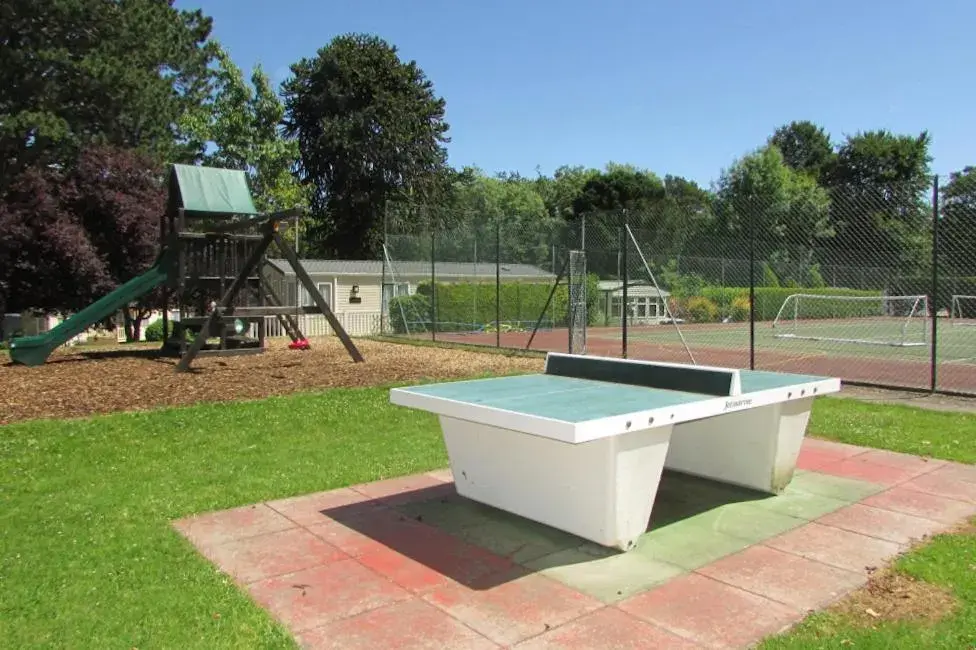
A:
[391,469,884,602]
[524,545,685,603]
[457,518,589,564]
[398,494,590,563]
[746,489,852,520]
[787,470,886,502]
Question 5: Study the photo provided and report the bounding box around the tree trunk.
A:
[122,306,150,342]
[123,308,136,342]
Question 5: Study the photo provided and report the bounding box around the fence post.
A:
[495,219,501,348]
[749,205,756,370]
[621,211,628,359]
[430,213,436,342]
[380,203,387,336]
[930,175,940,393]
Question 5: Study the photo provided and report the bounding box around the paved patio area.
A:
[174,438,976,649]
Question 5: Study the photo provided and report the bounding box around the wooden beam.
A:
[194,347,264,359]
[176,232,267,241]
[255,274,304,342]
[216,305,324,317]
[268,208,302,221]
[272,230,364,363]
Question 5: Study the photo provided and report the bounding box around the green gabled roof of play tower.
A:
[169,164,261,216]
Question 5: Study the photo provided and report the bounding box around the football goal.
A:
[772,293,929,347]
[950,294,976,326]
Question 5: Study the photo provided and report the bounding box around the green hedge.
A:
[696,286,884,322]
[388,280,893,332]
[387,275,601,335]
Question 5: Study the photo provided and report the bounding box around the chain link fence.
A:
[378,175,976,396]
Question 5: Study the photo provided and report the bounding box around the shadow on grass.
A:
[318,470,770,591]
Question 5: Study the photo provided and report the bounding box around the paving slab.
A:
[172,437,974,650]
[618,572,801,649]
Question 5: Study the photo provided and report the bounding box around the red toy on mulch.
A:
[288,338,310,351]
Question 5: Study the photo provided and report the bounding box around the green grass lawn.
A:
[0,386,448,649]
[0,388,974,648]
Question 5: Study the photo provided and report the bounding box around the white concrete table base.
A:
[392,354,840,551]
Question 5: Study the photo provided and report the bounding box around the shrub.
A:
[730,295,751,321]
[143,319,196,342]
[144,319,169,342]
[388,294,431,334]
[700,287,739,315]
[683,296,720,323]
[760,263,780,288]
[698,286,884,321]
[670,272,707,299]
[805,264,827,288]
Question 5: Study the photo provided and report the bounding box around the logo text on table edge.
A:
[724,398,753,411]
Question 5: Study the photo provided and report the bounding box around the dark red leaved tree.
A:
[0,145,166,341]
[62,146,166,341]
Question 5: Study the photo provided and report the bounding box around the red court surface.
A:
[174,440,976,649]
[421,327,976,395]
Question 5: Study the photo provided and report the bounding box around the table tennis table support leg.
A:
[663,397,815,493]
[439,416,672,551]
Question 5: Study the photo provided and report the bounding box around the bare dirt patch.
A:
[824,520,976,630]
[835,384,976,414]
[828,568,959,628]
[0,337,544,425]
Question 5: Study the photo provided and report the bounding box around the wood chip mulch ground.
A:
[0,338,545,425]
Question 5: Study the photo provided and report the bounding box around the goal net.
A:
[950,295,976,326]
[772,293,929,347]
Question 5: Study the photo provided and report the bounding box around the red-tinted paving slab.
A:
[856,449,947,473]
[247,559,412,632]
[173,503,296,546]
[696,545,868,611]
[422,571,603,646]
[813,457,922,486]
[618,572,801,649]
[928,462,976,485]
[860,486,976,524]
[899,472,976,504]
[763,521,904,574]
[796,440,868,471]
[265,488,374,527]
[816,503,951,545]
[514,606,701,649]
[357,526,516,594]
[296,598,499,650]
[351,473,454,506]
[172,437,976,650]
[801,438,872,459]
[202,528,347,584]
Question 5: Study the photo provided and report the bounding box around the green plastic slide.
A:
[8,255,173,367]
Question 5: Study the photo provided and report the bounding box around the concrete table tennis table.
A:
[390,353,841,551]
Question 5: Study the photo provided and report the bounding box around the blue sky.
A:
[178,0,976,188]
